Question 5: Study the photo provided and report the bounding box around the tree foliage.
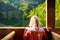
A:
[55,0,60,27]
[0,0,46,27]
[28,2,46,27]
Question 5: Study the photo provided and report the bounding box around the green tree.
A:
[55,0,60,27]
[28,2,46,27]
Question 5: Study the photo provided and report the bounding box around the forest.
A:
[0,0,60,27]
[0,0,46,27]
[55,0,60,27]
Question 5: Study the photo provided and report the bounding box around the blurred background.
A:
[0,0,46,27]
[55,0,60,27]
